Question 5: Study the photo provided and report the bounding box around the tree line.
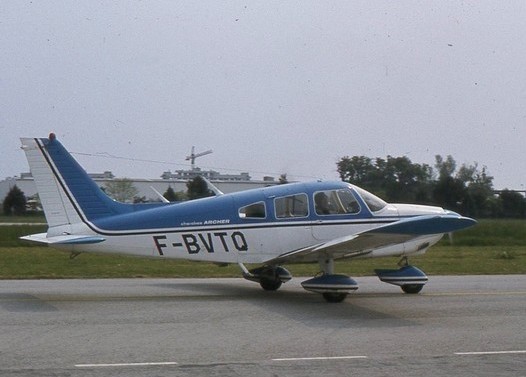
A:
[3,157,525,218]
[1,176,214,216]
[337,154,525,218]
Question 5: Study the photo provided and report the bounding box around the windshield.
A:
[353,187,387,212]
[314,189,360,215]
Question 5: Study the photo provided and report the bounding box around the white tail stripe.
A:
[21,138,83,228]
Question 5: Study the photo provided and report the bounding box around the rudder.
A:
[20,134,129,229]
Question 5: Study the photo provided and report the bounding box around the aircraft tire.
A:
[260,279,282,291]
[322,292,348,303]
[401,284,424,294]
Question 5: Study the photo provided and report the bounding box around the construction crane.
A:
[186,146,213,170]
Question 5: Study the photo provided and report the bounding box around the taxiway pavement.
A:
[1,275,525,376]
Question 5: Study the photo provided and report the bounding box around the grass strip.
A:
[1,245,524,279]
[0,219,524,279]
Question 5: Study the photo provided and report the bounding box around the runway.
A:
[1,275,525,376]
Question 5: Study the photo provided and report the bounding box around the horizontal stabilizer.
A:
[21,233,106,245]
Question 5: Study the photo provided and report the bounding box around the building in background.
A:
[0,169,277,205]
[161,168,252,182]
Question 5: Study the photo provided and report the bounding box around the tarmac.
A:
[0,275,525,376]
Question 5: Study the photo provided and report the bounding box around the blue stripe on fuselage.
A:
[40,138,380,235]
[91,182,380,234]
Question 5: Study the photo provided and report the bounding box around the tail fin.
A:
[20,134,129,228]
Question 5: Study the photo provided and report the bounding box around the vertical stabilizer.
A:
[21,137,83,227]
[20,134,129,229]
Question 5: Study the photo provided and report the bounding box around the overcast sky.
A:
[2,1,525,189]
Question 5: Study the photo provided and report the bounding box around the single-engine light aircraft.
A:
[20,134,476,302]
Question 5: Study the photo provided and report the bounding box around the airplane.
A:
[20,133,476,302]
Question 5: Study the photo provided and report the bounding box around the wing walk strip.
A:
[75,351,526,367]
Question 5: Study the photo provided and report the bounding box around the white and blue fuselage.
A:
[20,135,476,301]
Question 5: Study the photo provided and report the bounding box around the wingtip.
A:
[459,216,478,228]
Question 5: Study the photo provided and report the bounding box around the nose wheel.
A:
[400,283,424,294]
[375,258,428,294]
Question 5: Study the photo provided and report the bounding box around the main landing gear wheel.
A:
[239,264,292,292]
[301,257,358,303]
[260,278,282,291]
[322,292,348,303]
[401,284,424,294]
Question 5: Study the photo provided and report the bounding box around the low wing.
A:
[21,233,106,245]
[268,215,476,264]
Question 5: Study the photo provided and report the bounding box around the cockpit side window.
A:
[239,202,266,219]
[275,194,309,218]
[314,189,360,215]
[353,187,387,212]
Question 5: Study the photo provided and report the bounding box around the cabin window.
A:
[314,189,360,215]
[239,202,266,219]
[275,194,309,218]
[353,187,387,212]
